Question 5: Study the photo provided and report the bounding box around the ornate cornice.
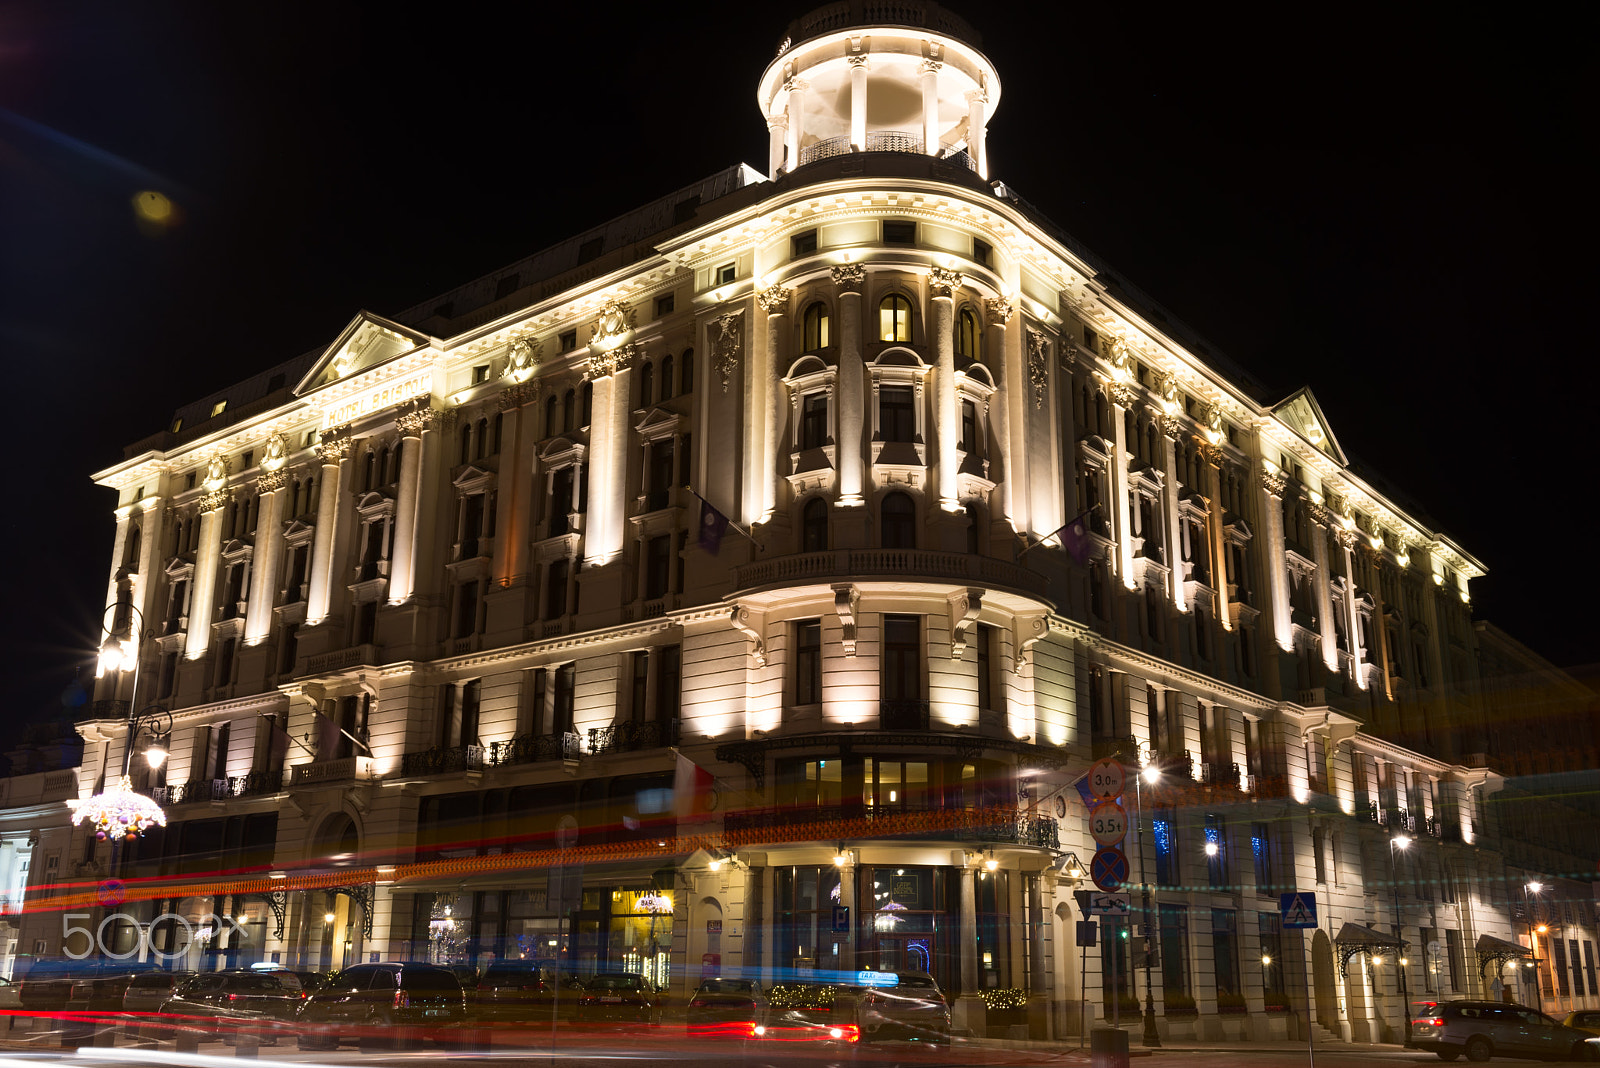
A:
[830,263,865,292]
[1025,329,1049,410]
[1260,470,1287,498]
[928,267,963,299]
[395,402,435,437]
[711,312,744,393]
[499,381,541,411]
[1107,382,1137,409]
[984,296,1015,324]
[757,286,792,315]
[316,428,352,463]
[585,342,637,382]
[256,469,288,494]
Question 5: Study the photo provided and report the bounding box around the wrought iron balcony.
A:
[724,803,1058,849]
[482,732,582,766]
[879,699,930,731]
[400,745,485,777]
[588,718,679,755]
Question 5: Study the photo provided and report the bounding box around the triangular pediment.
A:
[296,311,431,395]
[1271,387,1347,465]
[634,406,686,437]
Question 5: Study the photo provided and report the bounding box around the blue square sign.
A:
[1280,892,1317,929]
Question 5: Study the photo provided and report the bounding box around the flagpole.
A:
[687,486,760,547]
[1018,503,1102,559]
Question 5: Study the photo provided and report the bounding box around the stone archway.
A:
[1312,929,1339,1034]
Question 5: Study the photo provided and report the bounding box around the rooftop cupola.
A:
[759,2,1001,180]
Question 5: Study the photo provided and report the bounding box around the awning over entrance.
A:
[1334,922,1409,975]
[1476,933,1537,978]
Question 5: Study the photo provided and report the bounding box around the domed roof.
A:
[776,1,982,58]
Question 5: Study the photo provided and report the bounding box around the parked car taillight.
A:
[394,990,410,1010]
[1425,1017,1444,1027]
[689,998,708,1009]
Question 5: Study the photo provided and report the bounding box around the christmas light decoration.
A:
[67,775,168,841]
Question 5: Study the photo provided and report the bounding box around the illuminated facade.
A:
[23,0,1597,1043]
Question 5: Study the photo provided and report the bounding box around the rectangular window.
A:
[1445,927,1464,993]
[655,644,681,721]
[882,220,915,245]
[1212,909,1239,996]
[976,623,996,712]
[881,615,922,702]
[1251,823,1272,893]
[1555,939,1571,997]
[1205,816,1228,889]
[972,237,991,266]
[879,386,915,442]
[1571,939,1585,998]
[1153,815,1177,886]
[1584,942,1598,997]
[794,620,822,705]
[714,262,736,286]
[552,664,576,733]
[801,392,829,450]
[1159,904,1189,996]
[1258,913,1286,998]
[630,651,649,723]
[644,534,670,600]
[960,399,977,452]
[654,293,675,318]
[778,759,844,807]
[558,329,577,353]
[865,758,929,809]
[1312,828,1326,884]
[791,229,817,257]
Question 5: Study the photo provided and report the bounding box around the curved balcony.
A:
[734,548,1044,600]
[798,132,978,172]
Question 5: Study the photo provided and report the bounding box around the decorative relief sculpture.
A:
[1025,329,1049,409]
[499,381,539,411]
[316,427,352,463]
[1197,440,1224,468]
[711,312,744,392]
[591,299,635,349]
[928,267,963,299]
[260,433,288,472]
[1108,382,1137,410]
[256,468,287,494]
[1260,468,1287,498]
[202,457,229,492]
[833,583,860,657]
[729,605,767,668]
[983,296,1015,324]
[585,342,636,382]
[1160,372,1180,412]
[1107,335,1133,379]
[1203,403,1226,444]
[503,338,541,383]
[757,286,793,315]
[830,263,865,292]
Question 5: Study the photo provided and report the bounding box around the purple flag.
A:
[698,498,730,555]
[1056,508,1096,565]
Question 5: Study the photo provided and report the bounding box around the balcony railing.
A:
[152,771,282,806]
[401,745,485,777]
[304,644,377,675]
[484,732,582,766]
[83,699,131,721]
[725,803,1058,848]
[589,718,679,755]
[879,699,930,731]
[290,756,373,786]
[1199,761,1242,788]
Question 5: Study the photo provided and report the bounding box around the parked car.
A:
[18,959,149,1014]
[0,975,21,1012]
[573,972,660,1025]
[1565,1011,1600,1037]
[296,962,466,1050]
[162,970,304,1043]
[834,971,950,1045]
[1411,999,1600,1061]
[686,978,765,1038]
[289,970,334,995]
[474,961,585,1023]
[121,970,196,1040]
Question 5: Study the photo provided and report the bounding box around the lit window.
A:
[879,295,912,342]
[956,308,980,359]
[803,302,831,351]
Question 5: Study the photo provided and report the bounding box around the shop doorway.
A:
[863,933,935,975]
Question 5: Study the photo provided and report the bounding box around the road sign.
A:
[97,879,126,909]
[1280,892,1317,929]
[1089,891,1131,916]
[832,905,850,932]
[1089,801,1128,846]
[1087,758,1126,800]
[1091,846,1130,891]
[1076,921,1098,947]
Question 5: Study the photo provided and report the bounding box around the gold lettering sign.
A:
[324,372,432,427]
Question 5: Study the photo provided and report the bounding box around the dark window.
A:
[1154,814,1177,886]
[882,220,915,245]
[1212,909,1239,995]
[791,229,817,257]
[553,664,576,732]
[656,645,681,721]
[972,238,991,267]
[639,362,654,407]
[545,559,568,619]
[976,623,996,711]
[647,439,675,510]
[1259,913,1285,996]
[879,385,915,442]
[562,389,576,430]
[660,355,674,398]
[714,263,736,286]
[580,381,593,425]
[802,497,828,553]
[680,348,694,394]
[630,652,649,722]
[544,394,559,435]
[1251,823,1273,892]
[1206,816,1228,889]
[795,620,821,705]
[801,392,829,449]
[672,195,700,224]
[453,581,479,638]
[644,535,670,600]
[802,302,830,351]
[1159,903,1189,995]
[879,295,912,342]
[881,491,915,548]
[558,330,577,353]
[550,467,575,536]
[960,398,977,452]
[655,294,674,318]
[882,614,921,701]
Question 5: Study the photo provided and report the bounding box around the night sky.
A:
[0,3,1590,746]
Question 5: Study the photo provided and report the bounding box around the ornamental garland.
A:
[66,776,168,842]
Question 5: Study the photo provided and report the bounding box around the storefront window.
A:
[777,759,843,807]
[976,868,1009,988]
[776,865,843,980]
[608,889,674,989]
[864,759,929,809]
[1159,903,1189,996]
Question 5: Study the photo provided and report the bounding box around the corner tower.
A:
[758,2,1001,180]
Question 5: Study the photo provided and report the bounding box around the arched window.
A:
[803,302,831,351]
[459,423,472,464]
[562,389,576,432]
[475,418,489,460]
[545,394,559,436]
[879,295,912,343]
[956,307,980,360]
[802,497,829,553]
[640,362,654,407]
[661,355,674,400]
[681,348,695,394]
[965,501,983,555]
[580,382,593,426]
[123,524,142,572]
[881,492,916,549]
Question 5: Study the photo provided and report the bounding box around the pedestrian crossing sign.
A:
[1280,892,1317,929]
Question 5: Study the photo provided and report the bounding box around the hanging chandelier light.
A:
[67,775,168,841]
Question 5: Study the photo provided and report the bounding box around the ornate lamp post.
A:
[1389,833,1412,1046]
[1525,881,1546,1012]
[67,603,173,841]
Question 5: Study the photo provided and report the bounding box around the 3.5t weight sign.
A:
[1089,802,1128,846]
[61,911,244,960]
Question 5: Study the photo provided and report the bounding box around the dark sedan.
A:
[573,972,660,1025]
[162,970,304,1044]
[686,978,765,1038]
[296,962,466,1050]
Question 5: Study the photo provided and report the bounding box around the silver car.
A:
[1411,1000,1600,1062]
[834,972,950,1045]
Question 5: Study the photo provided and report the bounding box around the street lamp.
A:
[1133,755,1161,1048]
[1389,834,1412,1046]
[67,602,173,841]
[1525,881,1545,1012]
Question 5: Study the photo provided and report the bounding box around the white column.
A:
[1109,392,1135,588]
[848,56,869,150]
[966,88,989,178]
[185,501,227,659]
[583,348,632,567]
[388,406,431,604]
[784,79,806,171]
[984,298,1016,526]
[930,270,961,512]
[920,60,941,155]
[757,287,792,524]
[1204,450,1232,631]
[307,431,352,624]
[1162,424,1186,612]
[999,301,1029,532]
[1309,504,1338,670]
[835,266,866,507]
[1340,534,1366,687]
[1260,466,1293,652]
[766,115,787,179]
[245,472,287,645]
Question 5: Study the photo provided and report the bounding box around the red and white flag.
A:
[673,749,714,819]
